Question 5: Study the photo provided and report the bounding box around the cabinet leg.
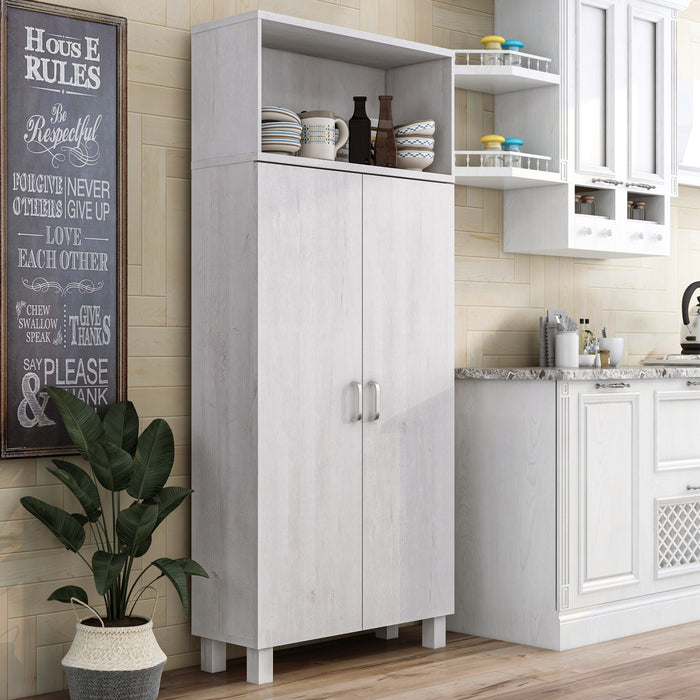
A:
[422,616,446,649]
[375,624,399,640]
[247,647,273,685]
[200,638,227,673]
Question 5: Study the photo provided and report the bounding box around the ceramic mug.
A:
[299,111,349,161]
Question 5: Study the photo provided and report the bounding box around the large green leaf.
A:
[89,441,133,492]
[92,551,127,596]
[103,401,139,457]
[128,420,174,500]
[48,460,102,522]
[176,558,208,579]
[116,502,158,550]
[48,585,88,605]
[146,486,193,529]
[151,558,190,617]
[133,535,152,558]
[20,497,85,552]
[46,387,103,461]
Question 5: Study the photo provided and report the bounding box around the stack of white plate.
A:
[394,119,436,171]
[261,106,301,154]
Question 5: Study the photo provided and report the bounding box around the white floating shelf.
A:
[454,167,562,189]
[454,150,560,189]
[453,50,560,94]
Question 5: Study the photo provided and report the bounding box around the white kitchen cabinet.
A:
[451,0,688,258]
[190,12,454,684]
[451,374,700,651]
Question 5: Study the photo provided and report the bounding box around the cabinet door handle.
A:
[582,227,593,236]
[595,382,631,389]
[368,381,381,421]
[654,233,663,241]
[591,177,623,186]
[687,485,700,491]
[625,181,656,190]
[351,382,362,422]
[687,381,700,387]
[635,232,644,239]
[601,228,613,238]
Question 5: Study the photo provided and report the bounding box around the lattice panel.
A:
[657,500,700,570]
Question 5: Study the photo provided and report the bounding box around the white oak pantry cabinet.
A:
[451,373,700,650]
[190,12,454,684]
[453,0,689,258]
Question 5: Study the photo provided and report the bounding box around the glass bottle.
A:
[374,95,397,168]
[632,201,646,221]
[627,200,634,219]
[349,96,371,165]
[575,194,582,214]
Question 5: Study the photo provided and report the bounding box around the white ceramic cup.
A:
[299,111,349,161]
[555,331,579,369]
[598,337,624,367]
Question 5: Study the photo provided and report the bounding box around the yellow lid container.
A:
[480,134,505,150]
[480,35,505,49]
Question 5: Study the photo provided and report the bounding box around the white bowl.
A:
[578,354,595,368]
[262,121,302,131]
[598,337,624,367]
[394,119,436,137]
[396,150,435,171]
[261,106,301,124]
[396,136,434,151]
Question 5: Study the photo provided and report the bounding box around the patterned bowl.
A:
[397,150,435,171]
[394,119,436,138]
[396,136,434,151]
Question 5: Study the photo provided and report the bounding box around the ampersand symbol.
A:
[17,372,56,429]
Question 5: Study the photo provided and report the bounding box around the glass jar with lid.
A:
[502,40,524,66]
[575,194,582,214]
[502,137,524,167]
[480,134,505,167]
[627,200,634,219]
[480,35,505,65]
[580,195,595,216]
[632,201,646,220]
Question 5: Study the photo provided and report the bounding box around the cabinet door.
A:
[575,0,622,180]
[627,1,669,192]
[361,176,454,629]
[256,164,364,647]
[561,382,643,610]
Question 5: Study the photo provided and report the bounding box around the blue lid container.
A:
[502,137,524,152]
[502,40,524,51]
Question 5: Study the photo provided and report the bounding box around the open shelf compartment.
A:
[192,11,454,179]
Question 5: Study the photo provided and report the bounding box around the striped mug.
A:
[299,111,349,161]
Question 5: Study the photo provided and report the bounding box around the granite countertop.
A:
[455,366,700,381]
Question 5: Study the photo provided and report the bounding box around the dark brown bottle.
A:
[349,96,371,165]
[374,95,397,168]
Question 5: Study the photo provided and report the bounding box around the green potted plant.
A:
[20,387,208,700]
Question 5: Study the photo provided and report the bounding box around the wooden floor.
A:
[25,621,700,699]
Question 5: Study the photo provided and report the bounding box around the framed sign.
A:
[1,0,127,458]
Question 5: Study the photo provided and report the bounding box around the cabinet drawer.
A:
[655,389,700,471]
[645,223,669,255]
[624,221,648,255]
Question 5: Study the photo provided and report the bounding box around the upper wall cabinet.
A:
[454,0,688,258]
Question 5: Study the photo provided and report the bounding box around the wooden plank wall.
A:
[1,0,699,698]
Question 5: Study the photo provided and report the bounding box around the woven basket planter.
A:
[62,618,166,700]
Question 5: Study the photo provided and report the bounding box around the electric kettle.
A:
[681,281,700,354]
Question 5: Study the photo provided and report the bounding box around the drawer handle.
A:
[600,228,613,238]
[687,381,700,387]
[595,382,631,389]
[687,485,700,491]
[635,232,644,239]
[582,227,593,236]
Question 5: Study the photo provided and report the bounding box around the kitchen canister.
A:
[502,39,524,66]
[555,331,579,369]
[502,137,524,167]
[480,35,505,64]
[480,134,505,166]
[299,111,349,161]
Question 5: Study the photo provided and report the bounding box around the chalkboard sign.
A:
[1,0,127,458]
